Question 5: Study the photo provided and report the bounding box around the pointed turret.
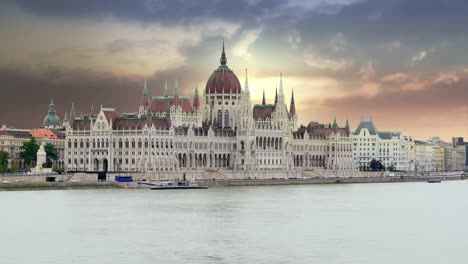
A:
[220,40,227,66]
[174,79,179,97]
[289,89,296,116]
[193,83,200,110]
[90,104,96,118]
[173,79,180,106]
[262,89,266,105]
[244,69,249,93]
[345,117,350,135]
[63,112,68,123]
[164,80,168,97]
[142,80,149,107]
[274,86,278,105]
[279,72,284,96]
[333,115,338,128]
[278,73,285,105]
[70,102,75,120]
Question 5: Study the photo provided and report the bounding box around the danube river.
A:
[1,181,467,264]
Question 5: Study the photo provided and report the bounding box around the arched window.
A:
[224,110,229,127]
[217,110,222,127]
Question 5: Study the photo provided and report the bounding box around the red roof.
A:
[113,117,171,130]
[308,128,349,138]
[151,97,193,113]
[103,109,117,123]
[205,66,241,94]
[30,129,59,139]
[72,119,91,130]
[253,105,274,119]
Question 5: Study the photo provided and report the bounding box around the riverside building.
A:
[352,118,414,171]
[64,44,357,178]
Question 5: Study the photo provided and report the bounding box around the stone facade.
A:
[352,119,414,171]
[0,125,66,170]
[64,45,357,176]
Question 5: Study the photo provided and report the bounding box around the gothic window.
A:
[224,110,229,127]
[217,110,223,127]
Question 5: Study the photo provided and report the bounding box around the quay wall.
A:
[2,170,465,186]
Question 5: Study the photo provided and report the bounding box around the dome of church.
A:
[42,99,61,128]
[205,42,241,95]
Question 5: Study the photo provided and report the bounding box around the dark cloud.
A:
[0,62,217,129]
[313,74,468,139]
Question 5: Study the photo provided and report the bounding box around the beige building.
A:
[0,125,65,170]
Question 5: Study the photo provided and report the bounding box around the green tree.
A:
[44,143,59,168]
[20,138,40,167]
[11,162,19,173]
[0,150,9,173]
[370,159,385,171]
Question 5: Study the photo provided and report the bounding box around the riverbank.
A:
[0,182,121,191]
[194,175,467,187]
[1,174,465,191]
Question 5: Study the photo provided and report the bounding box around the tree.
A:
[44,143,59,168]
[20,138,40,168]
[11,162,19,173]
[387,164,395,171]
[369,159,385,171]
[0,150,9,173]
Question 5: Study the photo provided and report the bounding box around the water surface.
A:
[1,181,467,263]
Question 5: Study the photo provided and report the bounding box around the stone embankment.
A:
[0,182,120,191]
[1,170,465,190]
[194,175,467,187]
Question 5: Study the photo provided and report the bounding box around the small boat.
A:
[427,179,442,183]
[151,180,208,190]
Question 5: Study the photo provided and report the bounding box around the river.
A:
[1,181,467,263]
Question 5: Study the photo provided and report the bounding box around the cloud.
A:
[315,74,468,140]
[359,61,375,82]
[288,30,302,49]
[382,72,408,83]
[304,51,352,71]
[329,32,346,52]
[0,5,240,75]
[410,48,436,63]
[232,27,263,57]
[383,40,401,51]
[433,73,460,86]
[285,0,365,15]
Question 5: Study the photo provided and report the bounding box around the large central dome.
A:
[205,42,241,94]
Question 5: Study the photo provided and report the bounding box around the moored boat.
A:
[427,179,442,183]
[150,180,208,190]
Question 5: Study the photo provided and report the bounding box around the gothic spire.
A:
[164,80,168,97]
[220,40,227,66]
[333,115,338,128]
[244,69,249,93]
[174,79,179,97]
[345,117,350,132]
[274,86,278,105]
[262,88,266,105]
[173,79,180,107]
[193,83,200,109]
[142,80,149,107]
[90,104,96,117]
[70,102,75,120]
[279,72,284,96]
[289,89,296,115]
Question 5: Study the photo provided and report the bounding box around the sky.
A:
[0,0,467,141]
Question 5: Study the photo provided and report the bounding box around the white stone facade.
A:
[352,119,414,171]
[64,48,356,176]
